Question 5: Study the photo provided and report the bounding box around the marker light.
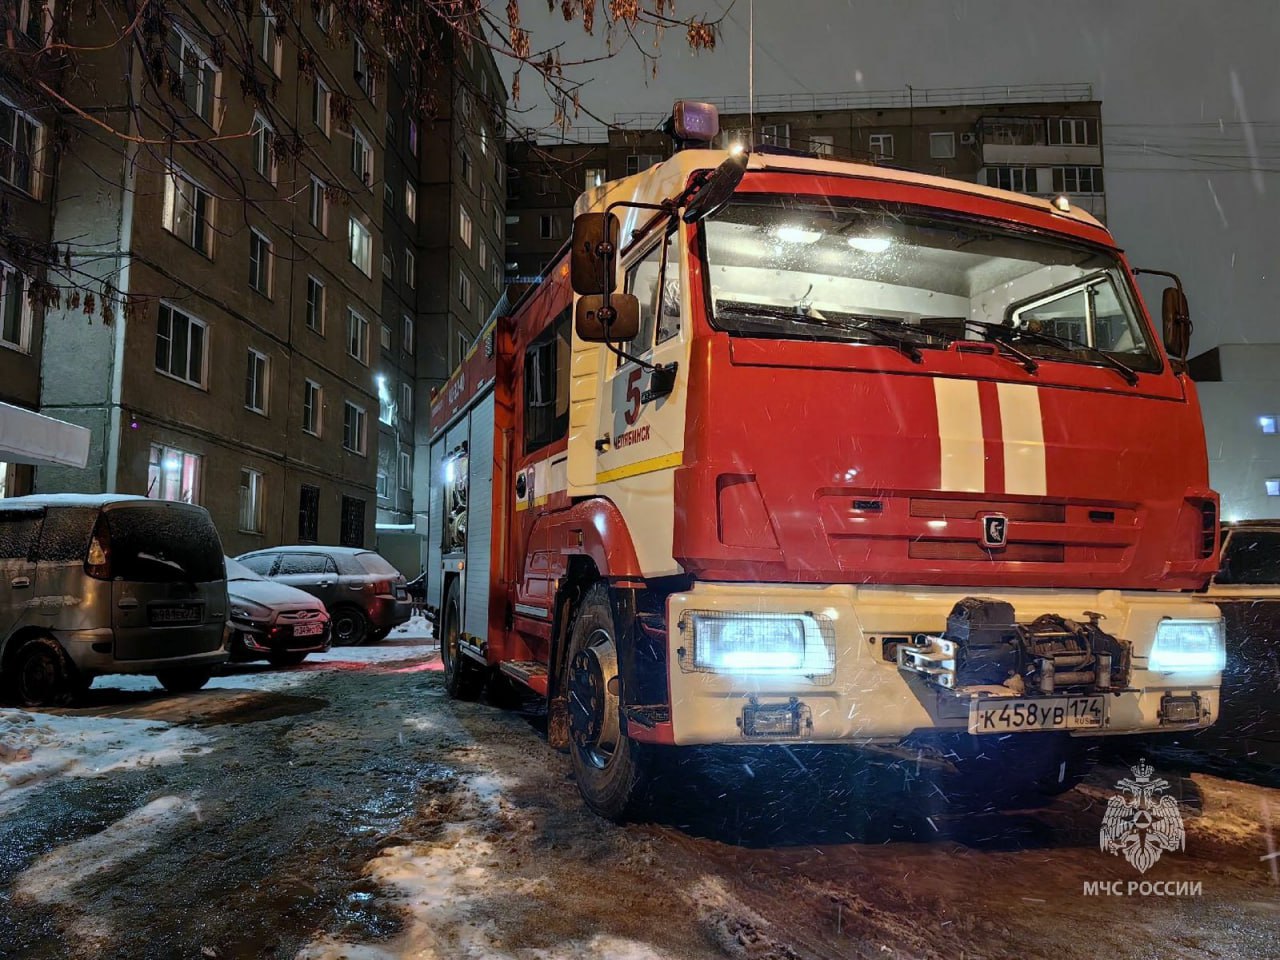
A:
[1053,194,1071,212]
[848,236,891,253]
[1148,619,1226,673]
[688,611,834,676]
[774,227,822,244]
[728,142,746,157]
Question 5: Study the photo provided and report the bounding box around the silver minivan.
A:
[0,494,229,706]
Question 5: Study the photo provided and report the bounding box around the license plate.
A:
[150,604,200,625]
[293,621,325,637]
[968,696,1105,735]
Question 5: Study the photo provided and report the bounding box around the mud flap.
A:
[548,695,571,750]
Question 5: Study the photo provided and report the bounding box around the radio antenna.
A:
[748,0,755,145]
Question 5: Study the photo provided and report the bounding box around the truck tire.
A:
[5,636,78,707]
[565,582,651,822]
[441,578,485,700]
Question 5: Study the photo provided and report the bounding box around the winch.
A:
[898,597,1132,695]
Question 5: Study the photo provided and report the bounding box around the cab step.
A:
[499,660,549,696]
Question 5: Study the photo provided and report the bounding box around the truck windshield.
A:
[701,195,1160,373]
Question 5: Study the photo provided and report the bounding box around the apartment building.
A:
[36,2,384,554]
[506,84,1107,281]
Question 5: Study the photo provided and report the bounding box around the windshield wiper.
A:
[963,319,1141,386]
[717,302,924,363]
[915,317,1039,375]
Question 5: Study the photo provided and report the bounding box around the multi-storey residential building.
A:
[506,84,1106,281]
[36,2,384,554]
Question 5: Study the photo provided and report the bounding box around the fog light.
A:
[1149,619,1226,672]
[686,611,834,676]
[1159,693,1202,724]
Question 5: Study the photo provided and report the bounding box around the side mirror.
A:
[570,212,621,296]
[681,150,749,224]
[575,293,640,343]
[1162,285,1192,362]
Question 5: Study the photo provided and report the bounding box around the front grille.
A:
[1199,501,1217,558]
[278,609,324,623]
[910,498,1067,522]
[909,541,1065,562]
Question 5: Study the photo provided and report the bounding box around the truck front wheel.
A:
[441,578,485,700]
[565,583,651,821]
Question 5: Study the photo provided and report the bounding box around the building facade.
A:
[506,84,1106,282]
[36,1,385,555]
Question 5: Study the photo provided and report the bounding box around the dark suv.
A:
[235,547,411,645]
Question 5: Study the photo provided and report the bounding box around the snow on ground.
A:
[390,614,434,641]
[12,795,201,949]
[0,710,209,813]
[298,772,676,960]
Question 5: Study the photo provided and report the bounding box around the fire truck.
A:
[425,101,1225,820]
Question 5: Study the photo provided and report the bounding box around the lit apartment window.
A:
[490,259,501,289]
[760,123,790,148]
[381,252,392,277]
[259,2,282,76]
[585,166,607,190]
[1052,166,1105,194]
[808,136,834,157]
[404,182,417,223]
[459,207,473,247]
[305,275,325,333]
[986,166,1035,193]
[868,133,894,158]
[343,402,367,455]
[379,322,392,351]
[252,113,276,183]
[1056,117,1097,146]
[404,248,416,289]
[376,471,389,498]
[479,124,488,156]
[461,151,473,186]
[1260,416,1278,435]
[348,216,372,275]
[408,119,419,157]
[457,271,471,309]
[303,379,322,435]
[378,385,392,424]
[244,348,269,414]
[248,229,273,296]
[346,307,368,364]
[1267,479,1280,497]
[239,468,264,533]
[155,303,207,387]
[402,314,414,354]
[930,131,956,159]
[351,126,371,184]
[493,152,502,186]
[353,38,374,98]
[147,444,201,504]
[478,238,487,271]
[309,176,328,234]
[0,99,40,196]
[492,199,502,236]
[400,382,412,419]
[161,167,214,255]
[398,450,411,490]
[0,263,33,353]
[165,28,218,124]
[455,331,470,366]
[312,77,331,136]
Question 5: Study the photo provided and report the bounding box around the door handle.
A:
[595,434,611,453]
[10,577,30,589]
[318,580,333,587]
[118,598,139,609]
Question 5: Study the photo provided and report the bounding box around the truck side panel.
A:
[464,393,496,639]
[426,439,444,610]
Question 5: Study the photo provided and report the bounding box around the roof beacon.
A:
[669,100,720,150]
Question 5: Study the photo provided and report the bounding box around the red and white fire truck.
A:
[426,102,1224,820]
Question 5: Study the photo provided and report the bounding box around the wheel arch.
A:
[1,625,64,675]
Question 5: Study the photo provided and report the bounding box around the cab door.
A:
[591,225,688,576]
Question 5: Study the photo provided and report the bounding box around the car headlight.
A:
[230,601,271,623]
[686,612,834,676]
[1148,618,1226,672]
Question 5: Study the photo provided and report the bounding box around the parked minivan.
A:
[0,495,229,706]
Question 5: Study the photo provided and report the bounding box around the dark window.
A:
[0,508,42,560]
[340,496,365,548]
[35,507,97,562]
[523,308,571,454]
[355,552,399,576]
[277,553,328,575]
[1217,531,1280,585]
[100,505,225,582]
[298,484,320,542]
[239,553,277,575]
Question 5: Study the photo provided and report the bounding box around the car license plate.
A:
[293,622,324,638]
[150,604,201,625]
[968,696,1105,735]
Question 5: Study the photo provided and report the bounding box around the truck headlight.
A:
[686,612,834,676]
[1149,618,1226,672]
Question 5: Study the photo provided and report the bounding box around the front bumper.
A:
[231,619,332,658]
[368,596,413,629]
[661,583,1222,747]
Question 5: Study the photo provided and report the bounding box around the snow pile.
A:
[391,614,434,641]
[13,795,201,949]
[298,775,674,960]
[0,709,209,812]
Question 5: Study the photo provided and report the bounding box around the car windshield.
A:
[224,556,265,582]
[701,195,1160,372]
